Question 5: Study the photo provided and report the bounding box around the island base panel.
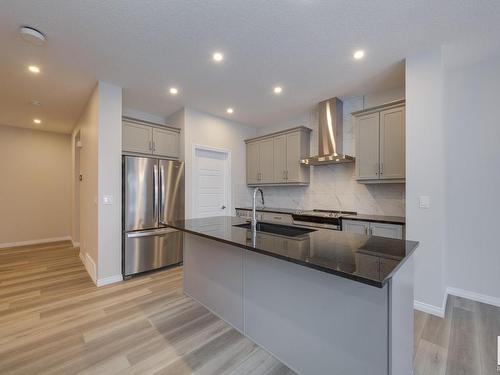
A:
[184,234,244,332]
[183,234,418,374]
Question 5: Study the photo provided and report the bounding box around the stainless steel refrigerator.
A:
[122,156,184,277]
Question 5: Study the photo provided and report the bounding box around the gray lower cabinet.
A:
[370,222,404,239]
[342,219,404,239]
[354,102,405,183]
[235,209,251,219]
[245,127,311,186]
[123,118,180,159]
[342,219,370,235]
[260,212,293,224]
[235,209,292,224]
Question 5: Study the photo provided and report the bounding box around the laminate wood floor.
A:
[0,241,498,375]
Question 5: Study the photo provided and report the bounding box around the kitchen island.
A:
[166,216,419,375]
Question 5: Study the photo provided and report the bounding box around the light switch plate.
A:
[103,195,113,205]
[419,195,430,209]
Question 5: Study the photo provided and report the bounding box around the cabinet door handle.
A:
[365,227,368,235]
[149,141,152,151]
[153,141,156,152]
[380,163,384,175]
[375,162,379,175]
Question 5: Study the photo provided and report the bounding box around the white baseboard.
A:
[71,240,80,248]
[447,286,500,308]
[414,299,446,318]
[79,250,97,284]
[96,274,123,287]
[414,286,500,318]
[0,236,71,249]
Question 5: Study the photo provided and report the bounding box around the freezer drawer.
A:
[124,227,182,276]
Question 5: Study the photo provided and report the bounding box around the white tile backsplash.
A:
[252,164,405,216]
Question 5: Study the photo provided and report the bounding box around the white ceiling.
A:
[1,0,499,133]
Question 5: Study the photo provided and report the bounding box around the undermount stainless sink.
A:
[233,222,316,237]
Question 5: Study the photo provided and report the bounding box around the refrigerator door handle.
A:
[160,163,165,223]
[126,227,179,238]
[153,163,159,225]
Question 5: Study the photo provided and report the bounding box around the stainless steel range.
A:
[292,209,357,230]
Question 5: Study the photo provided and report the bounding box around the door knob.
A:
[221,205,226,209]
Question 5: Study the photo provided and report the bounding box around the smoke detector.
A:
[20,26,46,46]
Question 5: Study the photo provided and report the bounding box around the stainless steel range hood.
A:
[301,97,355,166]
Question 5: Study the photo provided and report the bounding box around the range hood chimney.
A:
[301,97,355,166]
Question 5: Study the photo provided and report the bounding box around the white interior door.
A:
[193,147,230,218]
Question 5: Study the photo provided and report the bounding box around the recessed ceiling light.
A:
[33,118,41,124]
[226,108,234,114]
[353,50,365,60]
[213,52,224,62]
[28,65,40,74]
[169,87,178,95]
[273,86,283,94]
[31,100,41,106]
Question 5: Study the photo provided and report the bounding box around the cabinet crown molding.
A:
[122,116,181,133]
[351,99,405,117]
[245,126,312,144]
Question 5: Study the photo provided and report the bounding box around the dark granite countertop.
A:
[166,216,418,288]
[235,207,300,215]
[340,214,406,225]
[235,207,405,224]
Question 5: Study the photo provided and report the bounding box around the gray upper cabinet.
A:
[152,127,180,158]
[355,113,380,180]
[246,141,260,184]
[259,138,275,183]
[247,138,275,183]
[354,101,405,183]
[245,127,311,186]
[122,118,180,159]
[273,135,287,183]
[285,131,307,183]
[379,107,405,179]
[123,121,153,154]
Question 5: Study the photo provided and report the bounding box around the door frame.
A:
[191,144,232,219]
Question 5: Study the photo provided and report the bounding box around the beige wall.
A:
[72,81,122,283]
[0,125,71,246]
[73,84,99,280]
